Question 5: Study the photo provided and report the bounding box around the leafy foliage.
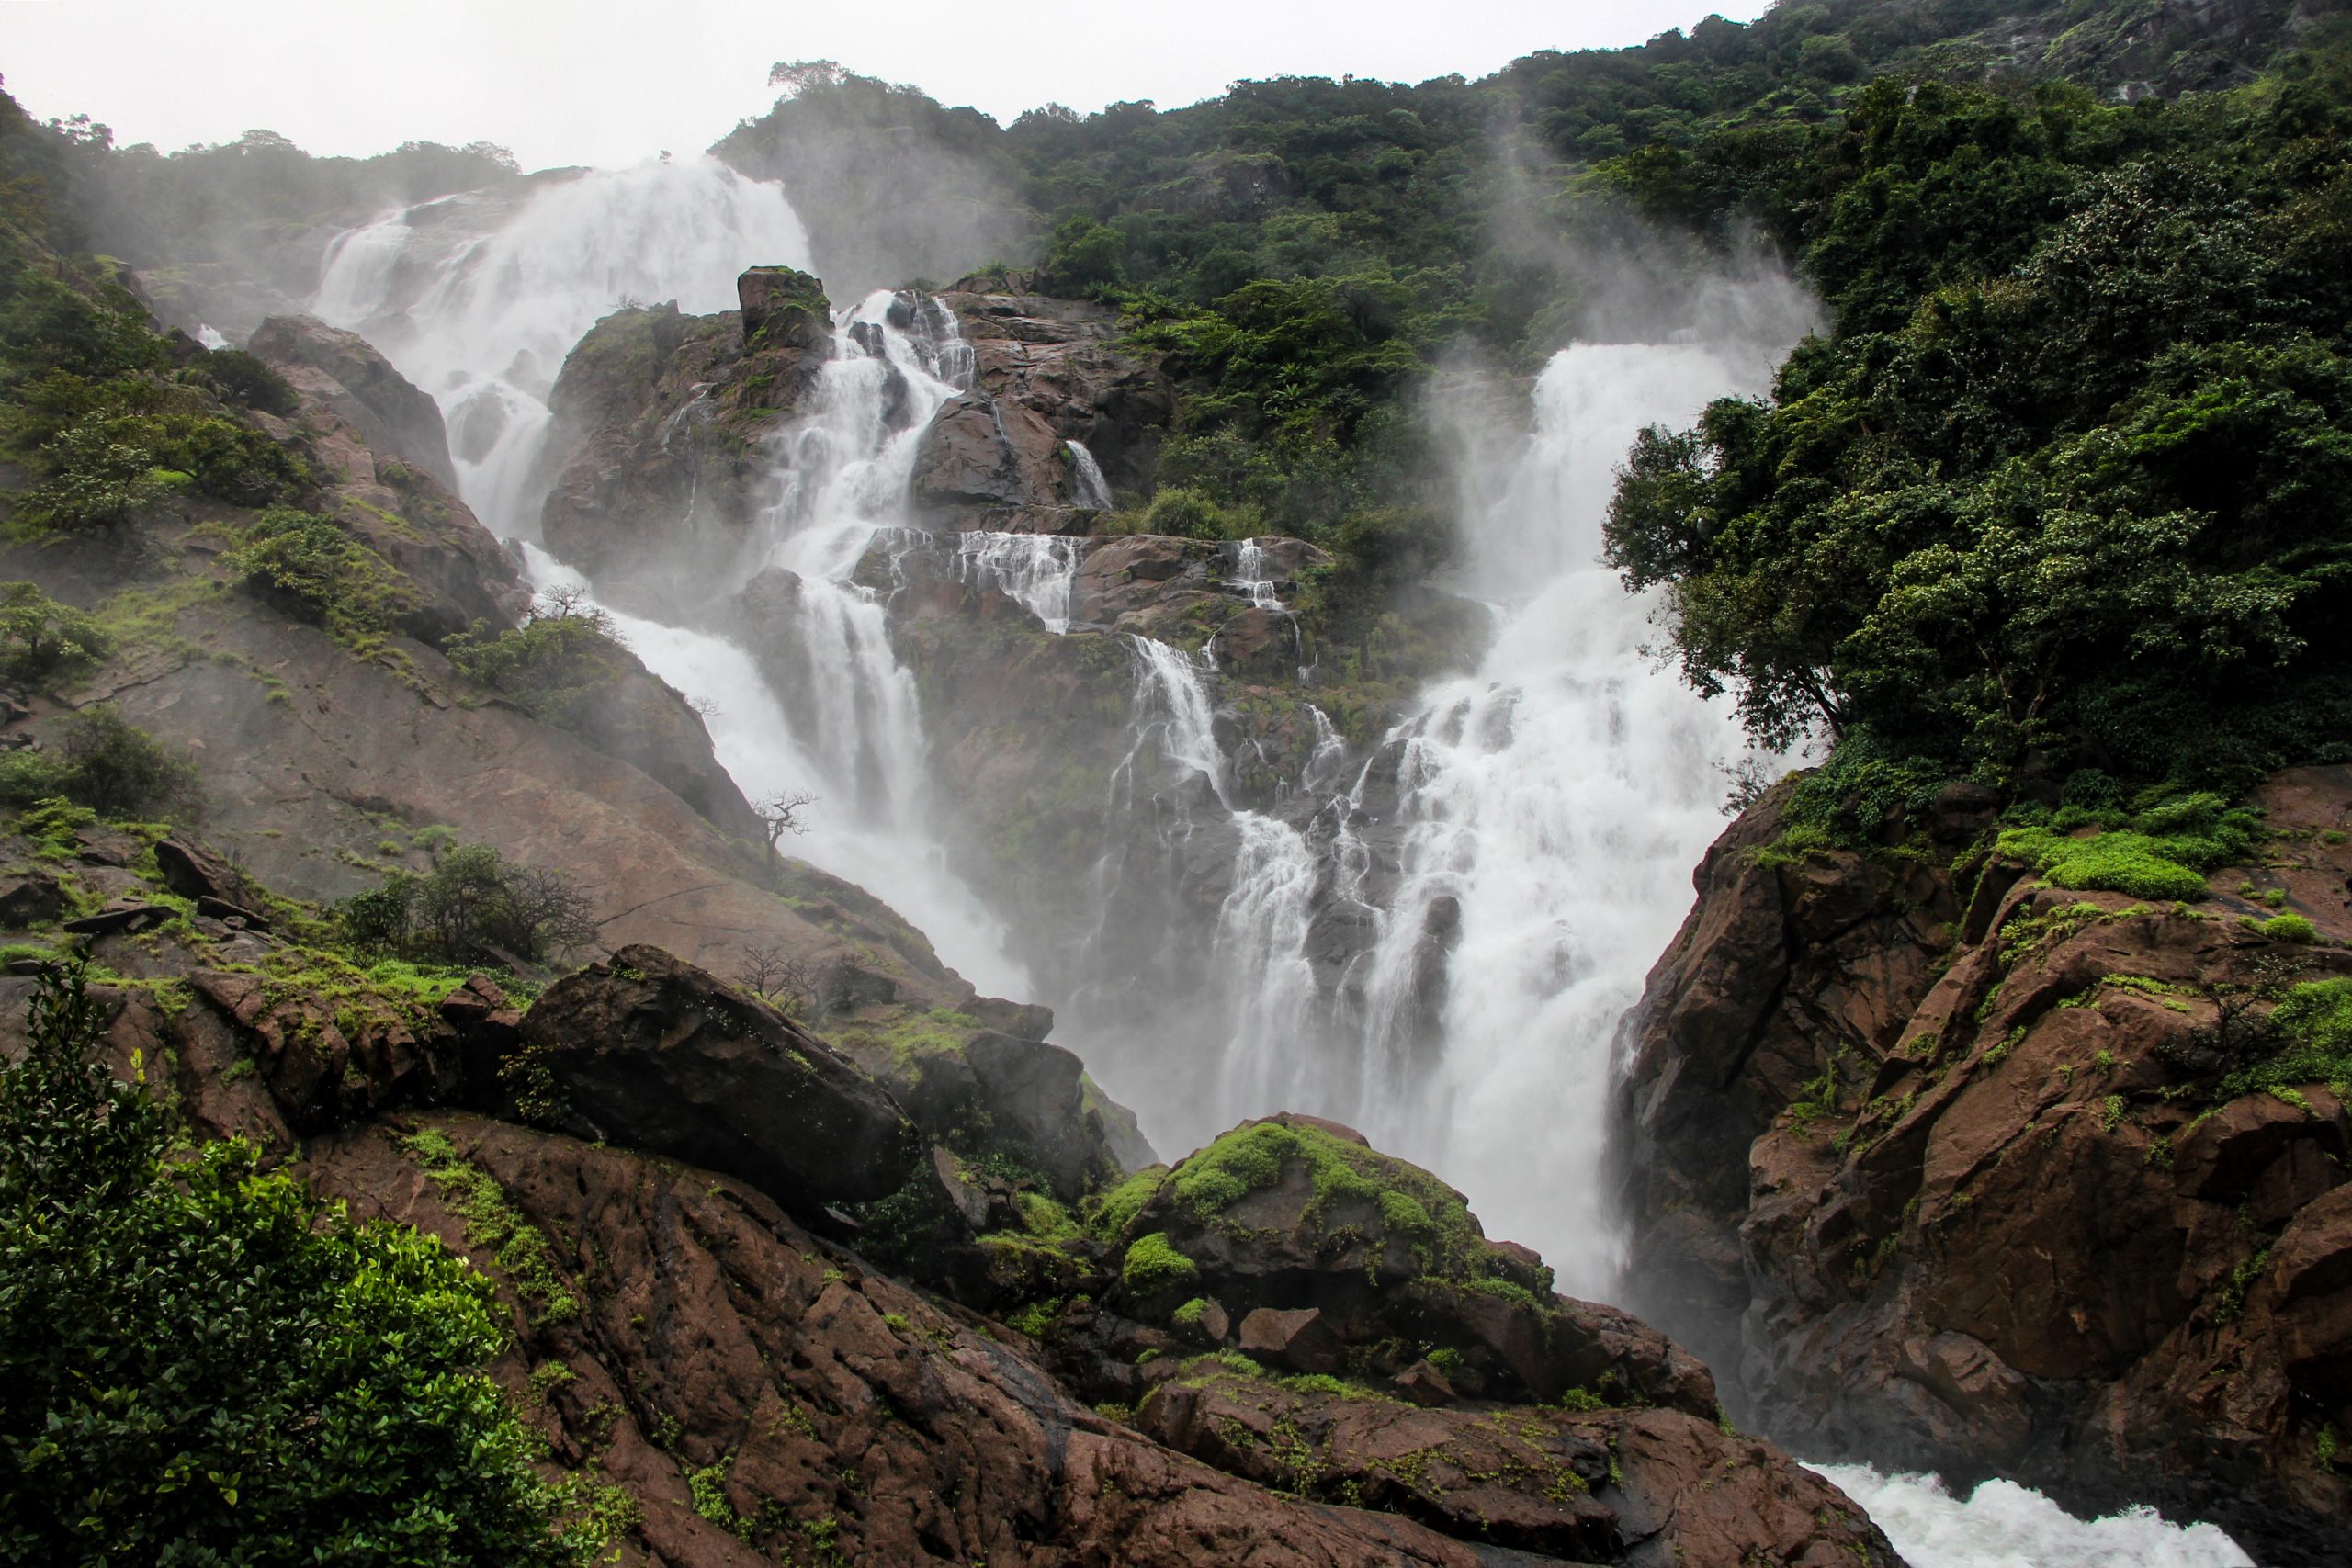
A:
[338,841,598,967]
[442,592,628,732]
[0,964,582,1565]
[225,505,415,646]
[0,581,107,685]
[0,705,199,817]
[1605,65,2352,792]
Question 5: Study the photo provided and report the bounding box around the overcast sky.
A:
[1,0,1773,171]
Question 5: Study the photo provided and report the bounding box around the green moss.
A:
[399,1127,579,1327]
[1121,1231,1198,1295]
[1159,1119,1537,1290]
[1171,1296,1209,1330]
[1085,1168,1168,1245]
[2219,977,2352,1101]
[686,1455,751,1542]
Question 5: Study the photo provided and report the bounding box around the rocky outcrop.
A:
[536,269,833,612]
[249,313,461,491]
[1614,765,2352,1562]
[935,272,1176,502]
[1140,1372,1898,1567]
[245,315,529,640]
[514,945,922,1212]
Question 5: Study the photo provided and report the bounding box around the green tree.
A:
[0,964,583,1566]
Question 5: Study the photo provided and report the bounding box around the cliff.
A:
[1616,767,2352,1563]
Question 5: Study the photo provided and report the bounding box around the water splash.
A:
[954,532,1082,633]
[1066,439,1114,511]
[1231,538,1284,611]
[1811,1466,2253,1568]
[311,156,812,537]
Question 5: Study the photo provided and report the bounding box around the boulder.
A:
[736,264,831,352]
[1106,1113,1717,1415]
[514,944,921,1211]
[154,835,262,911]
[0,869,64,927]
[1136,1372,1899,1567]
[249,313,459,491]
[906,389,1069,529]
[1237,1305,1342,1373]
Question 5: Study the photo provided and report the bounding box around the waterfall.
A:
[311,171,1025,996]
[954,532,1081,633]
[1231,538,1283,611]
[311,156,813,537]
[1066,439,1114,511]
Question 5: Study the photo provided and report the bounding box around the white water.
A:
[955,532,1082,633]
[1232,538,1285,611]
[1815,1466,2255,1568]
[311,167,1025,997]
[1067,440,1114,511]
[311,156,812,537]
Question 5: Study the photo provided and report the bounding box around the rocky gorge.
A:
[7,6,2350,1560]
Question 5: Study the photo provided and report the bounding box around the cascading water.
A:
[1066,440,1114,511]
[953,533,1081,633]
[311,172,1024,996]
[311,156,812,537]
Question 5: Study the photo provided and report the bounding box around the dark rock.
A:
[1136,1373,1898,1567]
[1238,1305,1342,1373]
[194,895,267,930]
[736,265,831,352]
[1392,1359,1456,1407]
[514,944,922,1212]
[63,900,170,935]
[250,313,459,491]
[0,869,64,927]
[969,994,1054,1041]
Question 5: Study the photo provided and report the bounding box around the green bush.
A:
[1996,790,2262,900]
[0,581,107,686]
[204,347,299,415]
[339,841,596,966]
[2261,913,2319,943]
[442,594,627,732]
[225,506,415,646]
[0,964,582,1565]
[0,705,199,818]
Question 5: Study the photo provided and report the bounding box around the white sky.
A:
[0,0,1773,172]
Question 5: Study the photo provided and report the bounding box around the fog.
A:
[3,0,1772,173]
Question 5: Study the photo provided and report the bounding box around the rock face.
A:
[1140,1373,1897,1567]
[246,314,529,639]
[934,272,1176,502]
[249,313,462,491]
[514,945,921,1211]
[1614,765,2352,1562]
[537,273,833,612]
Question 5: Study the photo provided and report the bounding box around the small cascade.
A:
[1231,538,1284,611]
[1118,636,1232,807]
[1065,440,1114,511]
[311,157,812,537]
[953,532,1082,633]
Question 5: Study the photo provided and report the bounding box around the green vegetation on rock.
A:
[0,964,582,1564]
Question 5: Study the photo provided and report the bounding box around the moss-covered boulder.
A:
[1096,1114,1717,1415]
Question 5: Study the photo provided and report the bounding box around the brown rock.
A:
[1392,1359,1456,1406]
[299,1114,1514,1568]
[1238,1306,1343,1373]
[514,944,921,1212]
[0,869,63,927]
[250,313,459,491]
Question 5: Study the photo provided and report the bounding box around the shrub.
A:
[0,581,106,685]
[225,505,415,645]
[339,840,597,966]
[204,347,298,415]
[443,592,628,731]
[2261,913,2319,943]
[0,964,582,1565]
[0,705,200,817]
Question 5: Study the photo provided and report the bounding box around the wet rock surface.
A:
[1615,765,2352,1562]
[515,944,922,1212]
